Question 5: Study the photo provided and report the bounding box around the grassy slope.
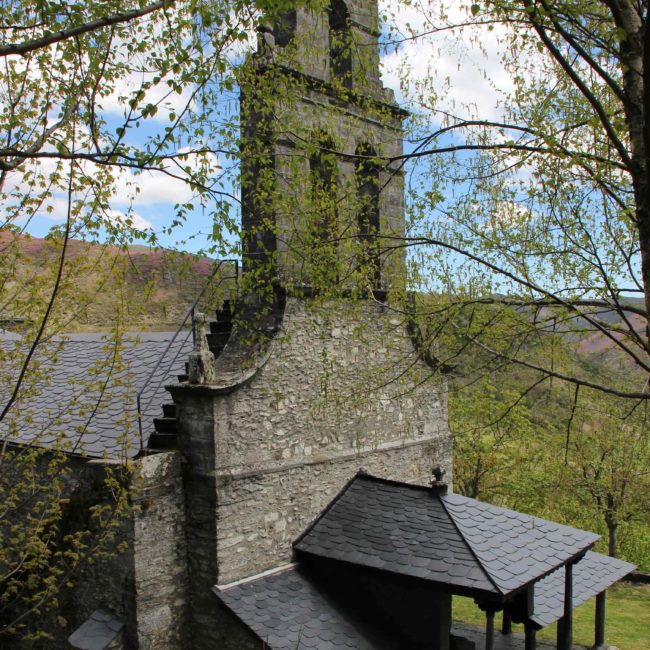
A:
[453,582,650,650]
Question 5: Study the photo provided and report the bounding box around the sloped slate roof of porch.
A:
[214,565,403,650]
[532,550,634,627]
[293,473,599,598]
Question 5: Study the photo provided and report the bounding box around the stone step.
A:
[153,416,177,434]
[209,345,225,358]
[147,431,178,450]
[216,300,233,322]
[162,403,176,418]
[207,331,230,349]
[209,320,232,334]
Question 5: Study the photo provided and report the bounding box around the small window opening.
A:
[356,143,381,287]
[328,0,352,88]
[273,10,297,47]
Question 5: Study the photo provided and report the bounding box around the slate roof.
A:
[214,565,405,650]
[532,551,634,627]
[442,491,599,594]
[68,608,123,650]
[294,473,599,598]
[0,331,192,459]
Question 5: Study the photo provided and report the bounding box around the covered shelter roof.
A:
[532,550,634,627]
[293,473,599,599]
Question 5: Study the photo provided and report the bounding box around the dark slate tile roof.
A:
[0,331,192,459]
[68,608,123,650]
[294,474,599,597]
[532,551,635,627]
[442,492,600,594]
[294,474,496,594]
[214,565,404,649]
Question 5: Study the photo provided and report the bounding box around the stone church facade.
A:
[4,2,451,648]
[165,2,452,644]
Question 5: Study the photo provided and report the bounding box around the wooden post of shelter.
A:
[595,591,606,649]
[484,608,495,650]
[501,609,512,635]
[557,562,574,650]
[524,623,537,650]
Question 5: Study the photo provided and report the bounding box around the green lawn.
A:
[452,582,650,650]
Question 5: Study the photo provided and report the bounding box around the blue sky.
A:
[6,2,519,257]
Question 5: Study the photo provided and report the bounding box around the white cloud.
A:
[105,208,154,231]
[379,1,518,123]
[110,147,221,207]
[99,69,196,124]
[111,168,193,206]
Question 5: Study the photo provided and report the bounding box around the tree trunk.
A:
[617,2,650,357]
[607,520,618,558]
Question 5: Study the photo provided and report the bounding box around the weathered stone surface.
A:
[187,313,217,385]
[209,300,448,475]
[132,452,188,649]
[171,297,451,645]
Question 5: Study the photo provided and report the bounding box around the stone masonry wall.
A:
[212,299,448,479]
[172,296,451,630]
[131,452,188,649]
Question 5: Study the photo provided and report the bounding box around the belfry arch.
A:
[328,0,353,88]
[355,142,381,287]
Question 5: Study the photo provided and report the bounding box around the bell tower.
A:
[169,6,450,648]
[240,0,407,293]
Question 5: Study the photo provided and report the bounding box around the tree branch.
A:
[0,2,173,58]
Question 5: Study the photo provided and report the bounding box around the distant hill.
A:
[577,313,647,355]
[0,232,237,330]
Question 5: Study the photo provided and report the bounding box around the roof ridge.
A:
[439,493,504,596]
[346,471,438,493]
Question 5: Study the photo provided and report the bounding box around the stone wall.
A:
[213,299,447,474]
[26,452,189,650]
[131,452,189,649]
[171,296,451,646]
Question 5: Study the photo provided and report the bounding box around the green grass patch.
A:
[453,582,650,650]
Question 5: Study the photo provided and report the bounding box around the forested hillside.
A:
[449,326,650,571]
[1,232,233,330]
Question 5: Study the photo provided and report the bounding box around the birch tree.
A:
[386,0,650,402]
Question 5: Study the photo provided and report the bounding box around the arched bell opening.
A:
[307,132,341,288]
[328,0,353,89]
[273,10,297,48]
[355,143,381,288]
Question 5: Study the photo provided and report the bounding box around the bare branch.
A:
[0,2,173,58]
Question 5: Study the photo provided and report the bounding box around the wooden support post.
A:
[524,623,537,650]
[501,609,512,635]
[556,617,564,649]
[595,591,606,648]
[559,562,574,650]
[485,609,495,650]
